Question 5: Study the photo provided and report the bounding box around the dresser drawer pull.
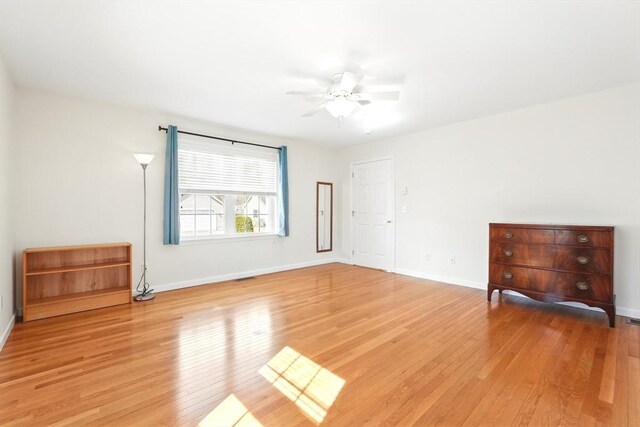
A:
[577,234,590,243]
[504,232,513,239]
[504,250,513,257]
[503,272,513,279]
[576,281,590,291]
[577,256,590,265]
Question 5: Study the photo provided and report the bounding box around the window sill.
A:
[179,233,279,245]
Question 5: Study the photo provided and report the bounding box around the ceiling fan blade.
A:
[358,91,400,101]
[339,71,362,92]
[288,69,334,87]
[301,102,327,117]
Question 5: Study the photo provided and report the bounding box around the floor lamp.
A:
[133,153,156,301]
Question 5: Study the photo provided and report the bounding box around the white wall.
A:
[0,53,15,341]
[338,84,640,318]
[10,83,640,320]
[13,89,341,311]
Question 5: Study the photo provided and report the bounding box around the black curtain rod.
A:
[158,126,280,151]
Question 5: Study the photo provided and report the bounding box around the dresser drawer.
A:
[490,227,554,244]
[489,264,612,303]
[555,229,612,248]
[490,242,612,275]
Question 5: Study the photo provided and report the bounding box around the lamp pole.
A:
[142,162,148,290]
[133,154,155,301]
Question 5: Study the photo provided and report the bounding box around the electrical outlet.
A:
[424,252,430,262]
[449,256,456,264]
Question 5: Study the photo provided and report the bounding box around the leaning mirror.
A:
[316,182,333,252]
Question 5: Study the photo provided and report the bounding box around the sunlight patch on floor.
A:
[259,346,345,424]
[198,394,262,427]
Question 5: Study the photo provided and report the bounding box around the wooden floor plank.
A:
[0,263,636,426]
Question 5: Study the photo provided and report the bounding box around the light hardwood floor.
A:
[0,263,638,426]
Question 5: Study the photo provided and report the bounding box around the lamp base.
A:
[134,292,156,302]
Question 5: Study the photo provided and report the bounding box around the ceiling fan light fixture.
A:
[325,97,357,119]
[288,69,401,122]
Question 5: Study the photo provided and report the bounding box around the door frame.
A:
[350,156,396,272]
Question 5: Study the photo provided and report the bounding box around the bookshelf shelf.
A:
[26,261,131,276]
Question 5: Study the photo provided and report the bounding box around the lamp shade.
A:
[133,153,155,165]
[325,97,357,119]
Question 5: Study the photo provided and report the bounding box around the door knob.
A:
[386,220,392,224]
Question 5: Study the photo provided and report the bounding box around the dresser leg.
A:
[603,305,616,328]
[487,284,494,301]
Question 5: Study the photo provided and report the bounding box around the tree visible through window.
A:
[235,195,272,233]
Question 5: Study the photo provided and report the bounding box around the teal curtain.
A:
[163,125,180,244]
[278,146,289,237]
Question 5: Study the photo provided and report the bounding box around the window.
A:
[178,139,279,240]
[234,195,274,234]
[179,194,225,237]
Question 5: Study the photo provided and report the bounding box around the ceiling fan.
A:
[287,71,400,121]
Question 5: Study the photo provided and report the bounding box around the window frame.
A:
[177,138,280,242]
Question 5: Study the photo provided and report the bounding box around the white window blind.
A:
[178,139,278,195]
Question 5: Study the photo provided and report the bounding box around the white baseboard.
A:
[610,306,639,319]
[152,258,350,294]
[394,268,486,290]
[394,268,640,320]
[0,314,15,352]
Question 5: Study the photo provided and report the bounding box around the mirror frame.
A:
[316,181,333,253]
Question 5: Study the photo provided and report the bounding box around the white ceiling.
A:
[0,1,638,146]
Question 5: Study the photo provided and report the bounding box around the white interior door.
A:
[351,158,394,271]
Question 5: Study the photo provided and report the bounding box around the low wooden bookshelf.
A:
[22,243,132,322]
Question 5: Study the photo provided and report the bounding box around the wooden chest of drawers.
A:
[487,223,615,327]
